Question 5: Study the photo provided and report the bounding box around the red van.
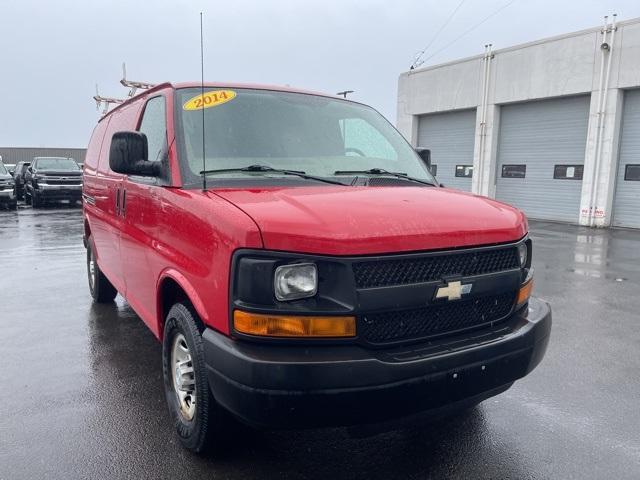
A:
[83,82,551,453]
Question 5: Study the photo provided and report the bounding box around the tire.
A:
[163,303,226,453]
[86,238,117,302]
[9,201,17,210]
[32,191,41,208]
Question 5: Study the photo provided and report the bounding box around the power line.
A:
[411,0,467,69]
[419,0,520,67]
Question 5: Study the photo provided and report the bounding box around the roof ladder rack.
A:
[93,85,124,115]
[120,62,156,98]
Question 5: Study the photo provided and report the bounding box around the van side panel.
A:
[119,89,174,334]
[91,101,144,296]
[83,117,110,253]
[118,88,263,337]
[86,88,263,340]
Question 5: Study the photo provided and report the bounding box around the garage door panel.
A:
[495,96,590,223]
[613,89,640,228]
[417,110,476,191]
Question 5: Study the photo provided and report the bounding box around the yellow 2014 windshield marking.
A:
[183,90,236,111]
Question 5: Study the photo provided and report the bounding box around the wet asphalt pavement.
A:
[1,206,639,480]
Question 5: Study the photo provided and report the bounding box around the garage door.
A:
[417,109,476,191]
[613,90,640,228]
[495,96,590,222]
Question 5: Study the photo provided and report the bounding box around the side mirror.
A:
[415,148,431,170]
[109,131,160,176]
[27,167,33,173]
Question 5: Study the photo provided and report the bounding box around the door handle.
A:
[121,189,127,218]
[115,187,121,215]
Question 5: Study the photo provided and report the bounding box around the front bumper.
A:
[203,296,551,429]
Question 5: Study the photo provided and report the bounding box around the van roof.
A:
[99,81,347,121]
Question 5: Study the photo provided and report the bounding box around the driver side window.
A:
[340,118,397,160]
[139,96,167,162]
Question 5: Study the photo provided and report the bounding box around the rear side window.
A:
[139,96,167,162]
[85,120,109,171]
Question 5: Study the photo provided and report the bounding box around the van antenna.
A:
[200,12,207,191]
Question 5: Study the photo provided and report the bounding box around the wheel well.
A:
[158,277,205,336]
[84,220,91,240]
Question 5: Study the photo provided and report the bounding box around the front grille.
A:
[44,178,81,185]
[359,291,516,344]
[353,247,519,288]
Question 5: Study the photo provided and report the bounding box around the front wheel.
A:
[163,303,227,453]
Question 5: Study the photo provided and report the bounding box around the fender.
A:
[82,214,93,249]
[156,268,210,336]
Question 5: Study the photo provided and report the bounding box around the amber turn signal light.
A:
[233,310,356,338]
[517,278,533,305]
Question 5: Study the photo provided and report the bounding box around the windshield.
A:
[34,157,80,171]
[0,163,7,175]
[176,88,435,186]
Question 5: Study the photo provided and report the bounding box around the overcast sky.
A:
[1,0,639,148]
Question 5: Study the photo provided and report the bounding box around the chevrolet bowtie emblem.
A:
[435,280,472,301]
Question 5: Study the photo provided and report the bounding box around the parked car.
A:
[83,82,551,454]
[24,157,82,207]
[0,160,17,210]
[12,161,31,200]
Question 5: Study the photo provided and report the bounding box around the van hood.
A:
[213,186,527,255]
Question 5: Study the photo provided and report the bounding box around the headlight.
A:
[274,263,318,301]
[518,242,528,267]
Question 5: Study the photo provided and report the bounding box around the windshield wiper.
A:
[200,164,348,186]
[333,168,435,186]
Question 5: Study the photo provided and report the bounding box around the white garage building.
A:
[397,16,640,228]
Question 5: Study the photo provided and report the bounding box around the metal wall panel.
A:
[417,109,476,191]
[495,96,590,222]
[613,90,640,228]
[0,147,86,166]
